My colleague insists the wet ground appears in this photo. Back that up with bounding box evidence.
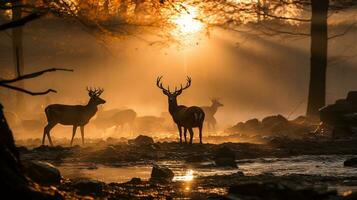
[56,155,357,183]
[17,137,357,199]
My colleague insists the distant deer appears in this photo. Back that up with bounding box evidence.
[93,108,137,135]
[42,87,106,146]
[135,115,165,133]
[201,99,223,130]
[156,76,205,144]
[111,109,137,134]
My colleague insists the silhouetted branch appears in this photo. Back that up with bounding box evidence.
[328,21,357,40]
[0,84,57,96]
[0,12,44,31]
[257,23,309,37]
[0,68,73,96]
[0,68,73,84]
[255,12,310,22]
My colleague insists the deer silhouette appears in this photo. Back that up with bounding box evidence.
[201,99,223,130]
[156,76,205,144]
[93,108,137,135]
[42,87,105,146]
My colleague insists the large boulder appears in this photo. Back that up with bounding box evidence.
[129,135,154,146]
[244,118,261,131]
[149,164,174,183]
[262,115,288,130]
[0,104,63,199]
[214,146,237,168]
[344,158,357,167]
[23,160,61,185]
[319,91,357,127]
[73,178,104,195]
[332,127,354,139]
[347,91,357,103]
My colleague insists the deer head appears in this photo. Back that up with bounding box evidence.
[87,87,106,105]
[156,76,191,103]
[211,98,223,107]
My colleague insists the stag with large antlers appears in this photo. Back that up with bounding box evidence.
[157,76,205,144]
[42,87,106,146]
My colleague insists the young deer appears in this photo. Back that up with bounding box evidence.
[156,76,205,144]
[42,87,106,146]
[201,99,223,130]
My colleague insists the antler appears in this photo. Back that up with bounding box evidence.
[87,87,104,97]
[174,76,191,95]
[156,76,170,94]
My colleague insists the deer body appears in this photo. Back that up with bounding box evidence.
[157,76,205,144]
[111,109,137,134]
[45,104,98,126]
[43,88,105,146]
[201,99,223,130]
[94,109,136,130]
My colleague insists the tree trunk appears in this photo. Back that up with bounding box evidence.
[306,0,329,119]
[12,0,25,110]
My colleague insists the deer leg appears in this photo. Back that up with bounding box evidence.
[70,125,77,146]
[177,125,182,143]
[80,126,85,145]
[183,128,187,143]
[43,123,55,146]
[199,125,203,144]
[188,128,194,144]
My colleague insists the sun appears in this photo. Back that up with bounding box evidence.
[171,5,203,34]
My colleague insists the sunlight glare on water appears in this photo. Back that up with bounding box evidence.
[173,169,194,181]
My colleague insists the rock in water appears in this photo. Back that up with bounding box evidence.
[73,178,104,195]
[23,160,61,185]
[214,146,237,168]
[129,135,154,146]
[149,164,174,183]
[128,177,142,184]
[344,158,357,167]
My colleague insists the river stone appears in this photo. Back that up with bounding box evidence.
[149,164,174,183]
[129,135,154,146]
[128,177,142,184]
[23,160,61,185]
[73,178,104,194]
[214,146,237,168]
[344,158,357,167]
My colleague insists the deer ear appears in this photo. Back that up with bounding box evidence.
[162,90,169,95]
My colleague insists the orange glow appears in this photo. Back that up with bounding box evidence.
[171,5,203,35]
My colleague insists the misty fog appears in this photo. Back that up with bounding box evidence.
[1,12,356,139]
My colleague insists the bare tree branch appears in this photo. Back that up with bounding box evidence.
[328,21,357,40]
[257,23,310,37]
[0,68,73,84]
[0,84,57,96]
[0,12,44,31]
[255,12,310,22]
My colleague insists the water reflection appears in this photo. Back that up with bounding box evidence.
[173,169,194,181]
[57,155,357,184]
